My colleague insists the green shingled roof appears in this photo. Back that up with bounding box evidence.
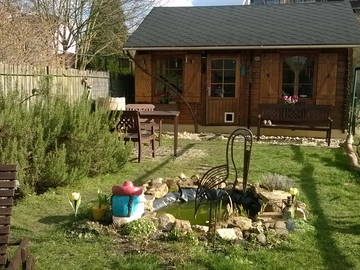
[124,1,360,49]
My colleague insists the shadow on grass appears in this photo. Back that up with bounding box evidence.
[132,143,195,186]
[38,215,71,225]
[290,145,355,270]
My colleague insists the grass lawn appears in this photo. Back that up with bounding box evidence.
[10,138,360,270]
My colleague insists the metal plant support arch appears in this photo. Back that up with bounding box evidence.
[195,128,253,244]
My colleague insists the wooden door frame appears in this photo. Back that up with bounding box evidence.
[205,55,241,125]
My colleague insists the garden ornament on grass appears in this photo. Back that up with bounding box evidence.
[112,181,145,226]
[195,128,254,245]
[284,187,300,220]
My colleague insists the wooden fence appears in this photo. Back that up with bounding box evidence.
[0,63,109,101]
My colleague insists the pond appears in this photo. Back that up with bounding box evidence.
[157,201,227,226]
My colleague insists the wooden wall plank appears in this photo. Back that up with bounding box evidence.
[316,53,338,106]
[184,54,201,103]
[135,54,152,103]
[260,53,280,104]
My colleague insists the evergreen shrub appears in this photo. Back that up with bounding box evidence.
[0,92,129,194]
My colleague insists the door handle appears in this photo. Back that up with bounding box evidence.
[207,86,211,97]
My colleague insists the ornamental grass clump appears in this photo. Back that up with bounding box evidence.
[0,92,129,194]
[259,173,295,191]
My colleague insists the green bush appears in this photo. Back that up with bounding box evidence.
[167,230,199,244]
[120,218,157,240]
[0,92,129,194]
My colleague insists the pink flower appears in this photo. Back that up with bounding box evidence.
[282,93,299,104]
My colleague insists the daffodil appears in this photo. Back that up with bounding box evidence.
[71,192,81,201]
[69,192,81,219]
[289,188,299,196]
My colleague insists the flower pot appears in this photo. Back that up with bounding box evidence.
[91,205,108,221]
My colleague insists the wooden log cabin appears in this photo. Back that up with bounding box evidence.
[124,1,360,136]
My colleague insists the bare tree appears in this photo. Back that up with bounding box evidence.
[26,0,161,69]
[0,3,61,65]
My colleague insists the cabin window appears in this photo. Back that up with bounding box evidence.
[210,59,236,98]
[282,56,314,99]
[155,57,183,101]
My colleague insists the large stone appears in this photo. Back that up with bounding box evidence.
[166,178,179,191]
[192,225,209,233]
[234,228,243,239]
[173,219,192,234]
[227,216,252,231]
[257,233,267,245]
[258,212,283,229]
[157,213,176,231]
[190,175,200,184]
[295,207,307,221]
[232,178,244,191]
[275,221,288,236]
[259,190,291,213]
[144,195,155,212]
[145,183,169,198]
[151,177,164,185]
[216,228,239,241]
[178,178,197,189]
[252,221,264,234]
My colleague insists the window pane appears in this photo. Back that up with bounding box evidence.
[282,84,294,96]
[211,70,223,83]
[210,59,236,98]
[224,70,235,83]
[223,84,235,97]
[155,57,183,94]
[283,62,294,84]
[155,82,166,95]
[298,84,312,98]
[211,84,223,97]
[299,59,314,84]
[282,55,314,98]
[211,60,223,69]
[224,59,236,69]
[168,58,182,69]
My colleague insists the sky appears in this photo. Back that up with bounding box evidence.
[158,0,246,7]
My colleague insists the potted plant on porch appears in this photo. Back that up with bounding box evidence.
[91,190,109,221]
[282,94,299,104]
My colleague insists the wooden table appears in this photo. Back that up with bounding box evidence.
[139,111,180,157]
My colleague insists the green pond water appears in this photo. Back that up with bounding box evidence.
[157,202,226,225]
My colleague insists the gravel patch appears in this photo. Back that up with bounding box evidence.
[164,132,343,148]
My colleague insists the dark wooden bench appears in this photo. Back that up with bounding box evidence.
[0,165,35,270]
[257,104,333,146]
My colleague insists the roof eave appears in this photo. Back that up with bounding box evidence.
[123,44,360,51]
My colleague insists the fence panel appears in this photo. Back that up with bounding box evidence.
[0,63,109,101]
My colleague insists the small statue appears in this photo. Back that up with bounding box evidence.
[112,181,145,226]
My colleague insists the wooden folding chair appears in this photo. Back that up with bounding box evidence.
[125,104,162,146]
[116,111,156,163]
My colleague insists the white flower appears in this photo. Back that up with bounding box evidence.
[71,192,81,201]
[179,173,187,179]
[289,188,299,196]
